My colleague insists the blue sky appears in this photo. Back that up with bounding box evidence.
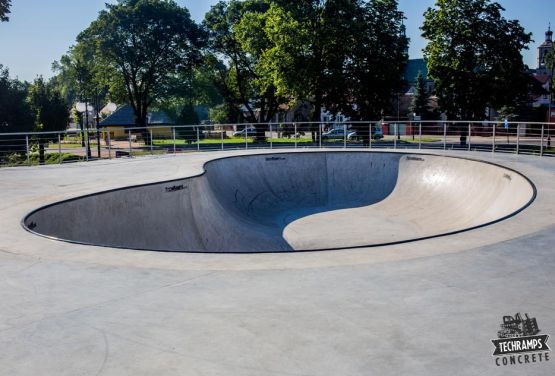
[0,0,553,81]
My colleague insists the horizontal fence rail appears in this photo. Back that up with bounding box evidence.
[1,120,554,167]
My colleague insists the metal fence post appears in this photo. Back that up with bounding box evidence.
[245,125,248,150]
[369,123,372,149]
[343,123,347,149]
[25,135,30,165]
[394,123,397,150]
[418,122,422,150]
[85,130,90,161]
[443,122,447,150]
[197,127,200,152]
[269,123,273,150]
[58,133,62,163]
[172,127,176,155]
[107,131,112,159]
[319,123,323,149]
[128,129,132,158]
[468,123,471,152]
[221,125,225,151]
[492,123,496,153]
[150,129,154,154]
[540,124,545,157]
[516,124,520,154]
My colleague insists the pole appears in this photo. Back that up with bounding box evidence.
[516,124,520,154]
[369,123,372,149]
[245,125,248,150]
[107,131,112,159]
[294,123,298,149]
[84,101,91,159]
[221,125,225,151]
[319,123,323,149]
[492,122,496,153]
[58,133,62,164]
[269,123,273,150]
[540,124,545,157]
[25,135,30,165]
[418,122,422,150]
[343,123,347,149]
[443,122,447,150]
[467,123,471,152]
[394,123,397,150]
[173,127,176,155]
[197,127,200,152]
[128,129,132,158]
[85,129,89,162]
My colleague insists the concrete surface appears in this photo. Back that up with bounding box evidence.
[0,149,554,376]
[24,152,534,252]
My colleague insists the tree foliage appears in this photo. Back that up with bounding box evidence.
[545,49,555,98]
[236,0,408,123]
[409,71,429,118]
[28,77,70,164]
[0,65,33,134]
[0,0,10,22]
[422,0,532,120]
[204,0,283,125]
[77,0,204,128]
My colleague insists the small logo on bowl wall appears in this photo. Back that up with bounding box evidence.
[492,313,550,367]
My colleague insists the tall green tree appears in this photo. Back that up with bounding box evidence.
[422,0,532,121]
[77,0,204,137]
[240,0,407,143]
[249,0,360,124]
[0,0,10,22]
[342,0,408,121]
[28,77,70,164]
[409,71,429,118]
[0,66,34,159]
[204,0,284,129]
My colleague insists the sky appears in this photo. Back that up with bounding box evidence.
[0,0,553,82]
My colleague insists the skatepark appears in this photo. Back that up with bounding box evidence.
[1,149,554,375]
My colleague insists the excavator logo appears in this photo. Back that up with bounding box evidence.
[491,313,551,367]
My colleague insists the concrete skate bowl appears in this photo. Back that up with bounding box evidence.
[23,152,535,253]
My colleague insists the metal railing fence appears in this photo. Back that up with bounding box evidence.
[1,120,553,167]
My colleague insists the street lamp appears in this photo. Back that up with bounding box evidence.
[76,101,92,158]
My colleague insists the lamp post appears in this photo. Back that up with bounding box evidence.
[76,101,92,159]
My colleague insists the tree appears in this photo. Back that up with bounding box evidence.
[248,0,359,125]
[342,0,409,121]
[410,71,429,118]
[78,0,204,144]
[422,0,532,122]
[0,0,10,22]
[241,0,408,143]
[28,77,70,165]
[53,43,106,155]
[545,50,555,99]
[0,65,34,160]
[204,0,285,139]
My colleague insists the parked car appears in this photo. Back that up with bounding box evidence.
[322,128,351,140]
[232,127,257,137]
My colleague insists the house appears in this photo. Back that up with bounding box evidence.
[99,104,175,139]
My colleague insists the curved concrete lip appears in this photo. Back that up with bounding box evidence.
[22,151,537,253]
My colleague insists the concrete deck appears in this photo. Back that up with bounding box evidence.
[0,149,554,375]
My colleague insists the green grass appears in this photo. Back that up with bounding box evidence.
[1,152,83,166]
[153,136,317,146]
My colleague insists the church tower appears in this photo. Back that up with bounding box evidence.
[537,24,553,74]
